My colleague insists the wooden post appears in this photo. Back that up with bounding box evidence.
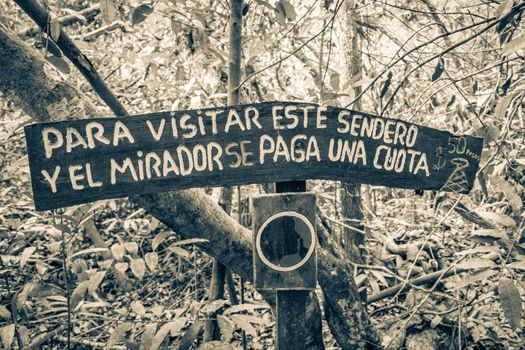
[277,181,311,350]
[251,180,317,349]
[276,181,308,350]
[276,290,310,350]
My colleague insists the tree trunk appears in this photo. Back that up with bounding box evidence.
[0,21,378,349]
[340,0,366,265]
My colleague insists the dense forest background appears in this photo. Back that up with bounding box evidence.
[0,0,524,349]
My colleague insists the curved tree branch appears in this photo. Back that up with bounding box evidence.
[0,11,380,350]
[14,0,128,116]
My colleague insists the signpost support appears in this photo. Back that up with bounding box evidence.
[276,180,308,350]
[251,180,317,349]
[276,289,310,350]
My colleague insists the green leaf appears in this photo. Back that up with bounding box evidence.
[0,324,15,349]
[130,258,145,279]
[456,258,496,270]
[139,323,157,350]
[380,71,393,98]
[498,277,523,331]
[105,322,131,350]
[49,16,60,42]
[150,321,175,350]
[230,314,257,337]
[431,57,445,81]
[70,280,90,309]
[88,271,106,295]
[20,246,36,269]
[132,4,154,26]
[100,0,117,24]
[45,55,70,75]
[111,243,125,260]
[71,247,111,259]
[145,252,158,271]
[502,34,525,55]
[179,320,204,350]
[131,300,146,316]
[477,211,516,228]
[0,305,11,320]
[489,175,522,213]
[223,303,269,315]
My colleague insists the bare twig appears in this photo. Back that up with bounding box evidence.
[235,0,345,92]
[367,265,467,303]
[380,19,502,117]
[344,16,496,108]
[19,4,100,37]
[14,0,128,116]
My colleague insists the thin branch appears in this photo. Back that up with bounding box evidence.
[321,214,367,235]
[19,4,100,37]
[235,0,344,92]
[380,17,503,117]
[344,16,496,108]
[409,57,518,119]
[367,265,468,303]
[14,0,129,116]
[376,0,488,19]
[442,66,484,127]
[379,1,525,115]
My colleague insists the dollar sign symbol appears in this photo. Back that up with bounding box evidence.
[433,146,446,171]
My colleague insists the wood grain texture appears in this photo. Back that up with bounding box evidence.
[24,101,483,210]
[251,193,317,290]
[276,291,310,350]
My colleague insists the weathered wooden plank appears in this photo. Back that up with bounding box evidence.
[24,101,483,210]
[276,290,310,350]
[251,193,317,290]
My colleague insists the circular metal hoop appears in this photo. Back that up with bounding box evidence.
[255,211,316,272]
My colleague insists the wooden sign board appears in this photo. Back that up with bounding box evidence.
[24,101,483,210]
[251,193,316,290]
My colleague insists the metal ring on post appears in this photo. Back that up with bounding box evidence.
[255,211,316,272]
